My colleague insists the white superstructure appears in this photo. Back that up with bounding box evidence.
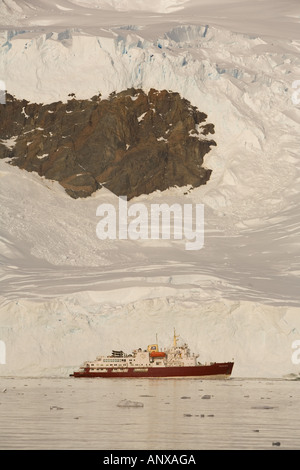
[79,330,199,373]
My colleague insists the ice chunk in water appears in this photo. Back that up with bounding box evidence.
[117,399,144,408]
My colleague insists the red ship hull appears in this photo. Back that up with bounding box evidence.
[71,362,234,379]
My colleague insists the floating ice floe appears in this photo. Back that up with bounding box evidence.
[117,399,144,408]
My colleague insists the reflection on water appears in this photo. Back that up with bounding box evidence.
[0,376,299,450]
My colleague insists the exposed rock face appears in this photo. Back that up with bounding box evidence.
[0,88,216,199]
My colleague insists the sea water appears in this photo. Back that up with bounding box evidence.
[0,376,299,450]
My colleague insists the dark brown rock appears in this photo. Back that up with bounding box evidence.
[0,88,216,199]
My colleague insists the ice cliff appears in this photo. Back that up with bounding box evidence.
[0,3,300,378]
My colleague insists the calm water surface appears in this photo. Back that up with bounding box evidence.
[0,376,299,450]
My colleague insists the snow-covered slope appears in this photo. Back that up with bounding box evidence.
[0,0,300,378]
[69,0,189,13]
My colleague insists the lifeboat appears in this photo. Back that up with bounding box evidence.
[150,351,166,358]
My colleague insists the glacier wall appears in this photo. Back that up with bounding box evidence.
[0,20,300,378]
[1,292,300,378]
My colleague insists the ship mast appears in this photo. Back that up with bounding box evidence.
[173,328,179,347]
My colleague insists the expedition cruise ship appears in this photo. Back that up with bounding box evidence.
[70,330,234,379]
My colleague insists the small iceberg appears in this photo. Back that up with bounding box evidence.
[117,399,144,408]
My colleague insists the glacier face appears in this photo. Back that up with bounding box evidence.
[67,0,189,13]
[0,0,300,378]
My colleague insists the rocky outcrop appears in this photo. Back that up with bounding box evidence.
[0,88,216,199]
